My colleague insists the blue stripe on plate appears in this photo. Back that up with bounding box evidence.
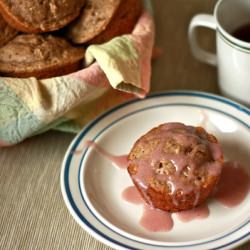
[63,91,250,249]
[64,147,138,249]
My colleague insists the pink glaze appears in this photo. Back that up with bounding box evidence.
[208,143,224,161]
[121,185,209,232]
[140,205,173,232]
[176,203,209,222]
[121,160,249,232]
[129,123,223,207]
[205,161,222,177]
[214,161,250,207]
[78,135,249,233]
[109,154,128,169]
[122,186,144,204]
[75,140,128,169]
[199,110,209,128]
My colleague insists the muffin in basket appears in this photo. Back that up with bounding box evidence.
[0,0,86,33]
[0,13,17,47]
[66,0,122,44]
[67,0,143,44]
[0,34,85,79]
[127,122,224,212]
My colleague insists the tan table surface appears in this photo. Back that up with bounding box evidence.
[0,1,249,249]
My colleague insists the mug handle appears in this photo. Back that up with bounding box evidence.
[188,14,217,66]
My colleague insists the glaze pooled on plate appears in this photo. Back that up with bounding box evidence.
[78,123,249,233]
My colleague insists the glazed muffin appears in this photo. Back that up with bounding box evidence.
[127,123,224,212]
[66,0,121,44]
[0,13,17,47]
[0,34,85,79]
[90,0,142,44]
[0,0,86,33]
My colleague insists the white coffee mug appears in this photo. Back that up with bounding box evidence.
[189,0,250,106]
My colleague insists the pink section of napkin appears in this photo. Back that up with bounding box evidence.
[69,62,110,89]
[130,11,155,94]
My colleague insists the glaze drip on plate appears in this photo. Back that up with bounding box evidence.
[123,159,250,232]
[176,203,209,222]
[75,140,128,169]
[213,161,250,207]
[81,139,249,233]
[140,205,174,232]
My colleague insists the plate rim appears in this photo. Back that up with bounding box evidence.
[60,90,250,250]
[78,103,250,245]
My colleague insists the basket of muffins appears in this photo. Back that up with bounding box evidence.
[0,0,144,79]
[0,0,155,146]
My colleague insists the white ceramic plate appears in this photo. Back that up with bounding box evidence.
[60,91,250,250]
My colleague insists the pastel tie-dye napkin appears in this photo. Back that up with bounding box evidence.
[0,11,155,146]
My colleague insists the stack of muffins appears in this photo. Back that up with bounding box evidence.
[0,0,142,79]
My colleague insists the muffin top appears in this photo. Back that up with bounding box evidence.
[0,34,84,76]
[0,13,17,47]
[0,0,86,32]
[66,0,121,44]
[128,123,223,209]
[90,0,142,44]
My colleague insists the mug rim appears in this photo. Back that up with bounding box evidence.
[214,0,250,50]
